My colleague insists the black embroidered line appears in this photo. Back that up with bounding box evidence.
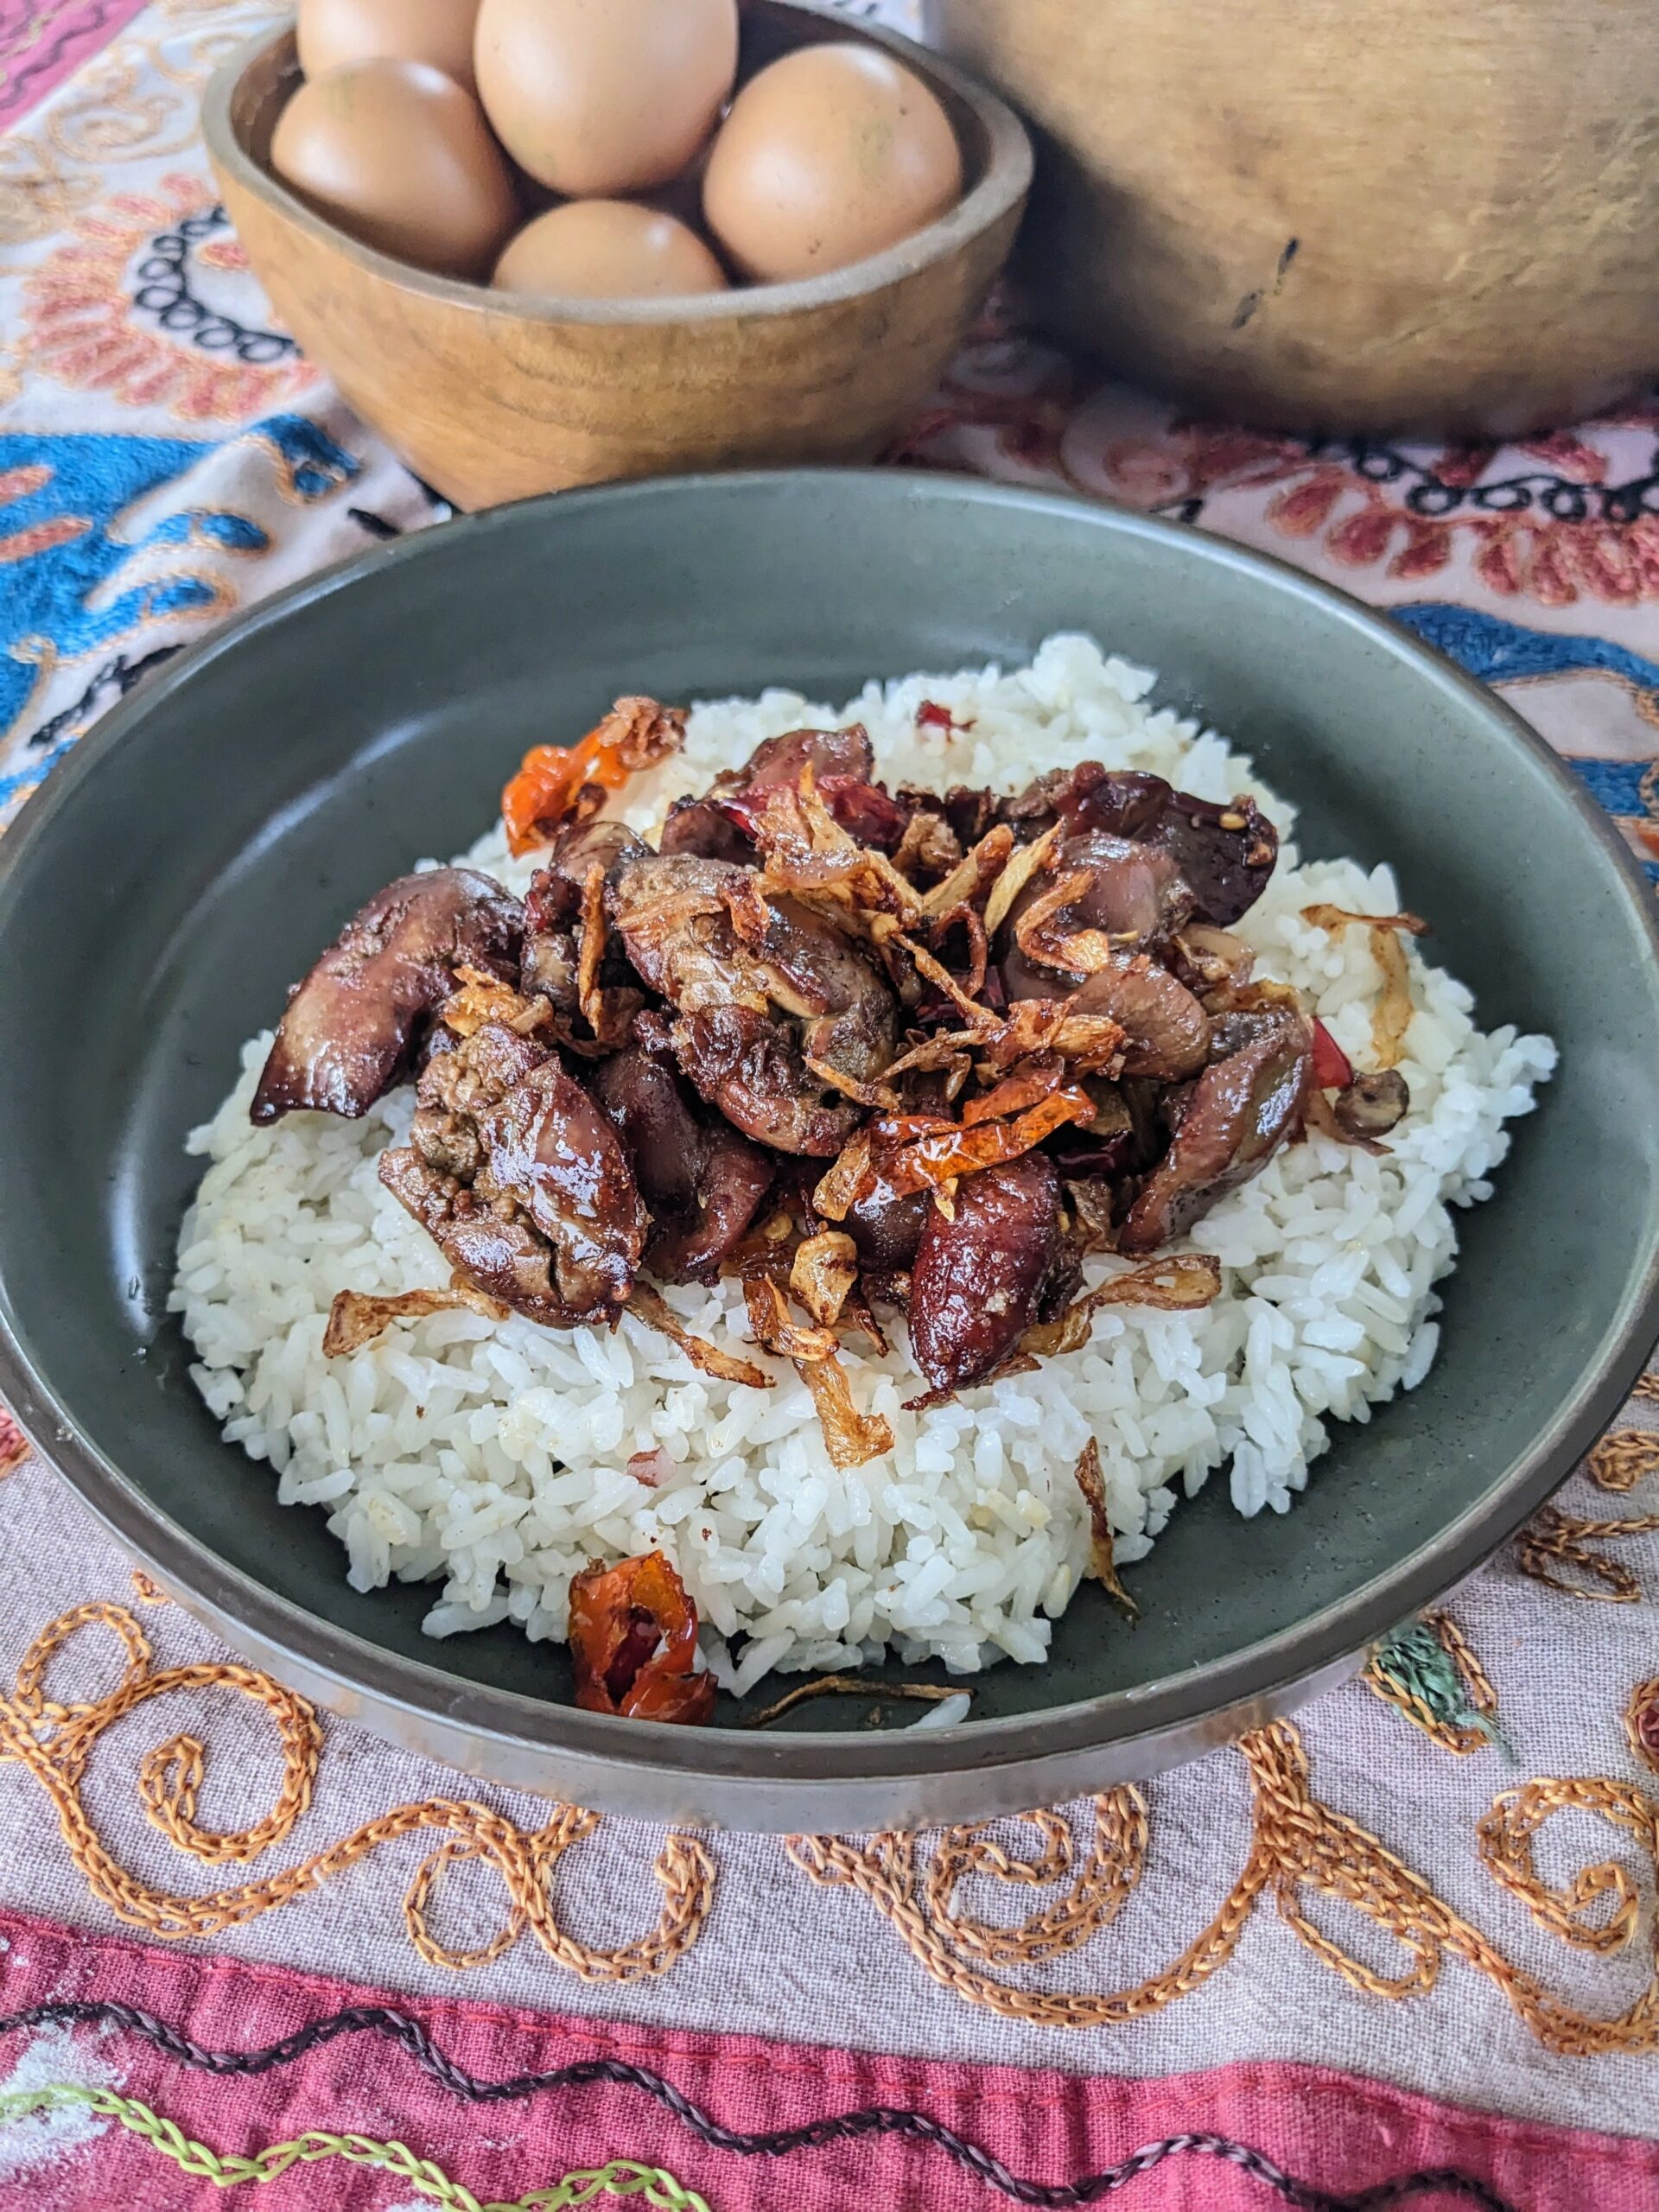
[128,207,300,365]
[347,507,403,540]
[1315,435,1659,525]
[1135,420,1659,532]
[26,643,184,750]
[0,1999,1519,2209]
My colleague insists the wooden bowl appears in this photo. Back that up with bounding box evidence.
[203,7,1030,508]
[927,0,1659,436]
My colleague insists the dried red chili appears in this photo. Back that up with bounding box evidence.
[502,698,684,857]
[1309,1018,1354,1091]
[567,1550,715,1724]
[915,699,973,734]
[960,1057,1065,1127]
[877,1088,1095,1198]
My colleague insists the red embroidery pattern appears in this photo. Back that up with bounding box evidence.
[1627,1677,1659,1777]
[21,173,315,424]
[899,321,1659,612]
[0,1406,28,1479]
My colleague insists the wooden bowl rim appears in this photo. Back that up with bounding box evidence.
[202,1,1033,324]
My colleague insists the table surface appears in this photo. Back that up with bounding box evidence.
[3,5,1659,2209]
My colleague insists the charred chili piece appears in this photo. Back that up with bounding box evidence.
[502,697,684,857]
[252,868,523,1124]
[567,1551,715,1723]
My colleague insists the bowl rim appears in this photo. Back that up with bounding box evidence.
[200,3,1034,323]
[3,468,1657,1808]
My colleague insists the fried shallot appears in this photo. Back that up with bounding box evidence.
[322,1279,511,1356]
[1071,1440,1139,1618]
[795,1351,894,1471]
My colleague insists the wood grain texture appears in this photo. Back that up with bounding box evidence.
[929,0,1659,435]
[205,9,1029,509]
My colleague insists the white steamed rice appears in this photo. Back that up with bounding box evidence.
[171,637,1555,1690]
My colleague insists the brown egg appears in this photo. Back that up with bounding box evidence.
[270,58,518,280]
[474,0,738,197]
[493,200,728,298]
[703,43,964,284]
[296,0,482,95]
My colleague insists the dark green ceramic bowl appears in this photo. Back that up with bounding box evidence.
[1,472,1656,1829]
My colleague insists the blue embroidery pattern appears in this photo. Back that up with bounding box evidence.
[0,429,224,740]
[247,413,364,504]
[1567,760,1659,884]
[1392,602,1659,709]
[0,736,78,811]
[1391,605,1659,884]
[1568,759,1655,815]
[0,414,365,762]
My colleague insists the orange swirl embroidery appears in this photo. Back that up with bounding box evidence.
[0,1603,714,1982]
[1515,1504,1659,1601]
[4,1600,1657,2051]
[1588,1427,1659,1494]
[0,1408,28,1479]
[790,1723,1659,2053]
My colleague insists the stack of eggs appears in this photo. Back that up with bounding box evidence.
[272,0,966,297]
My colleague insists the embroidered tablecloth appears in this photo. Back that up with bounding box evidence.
[3,5,1659,2208]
